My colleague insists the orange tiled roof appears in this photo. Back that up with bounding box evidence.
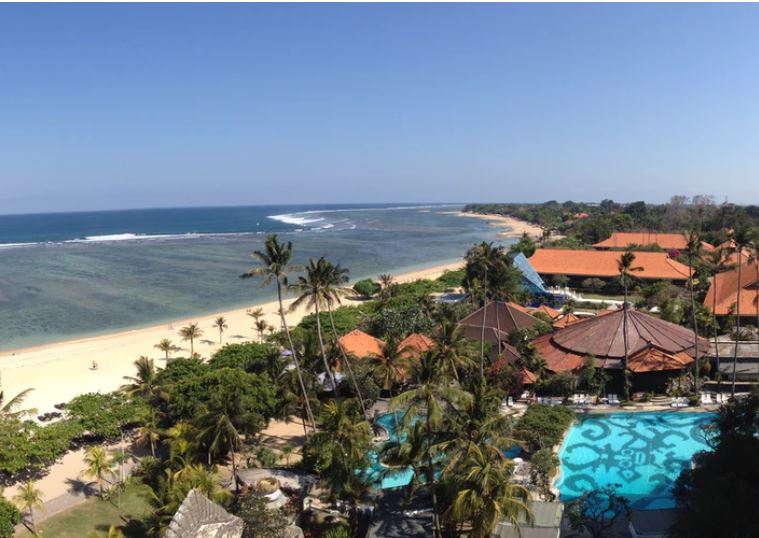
[519,368,537,384]
[628,347,694,373]
[552,313,582,329]
[528,305,562,320]
[399,333,434,359]
[593,232,705,250]
[703,261,759,317]
[338,329,384,358]
[529,249,691,281]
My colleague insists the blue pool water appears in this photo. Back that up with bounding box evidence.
[367,412,522,489]
[557,412,715,510]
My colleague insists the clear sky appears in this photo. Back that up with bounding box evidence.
[1,3,758,214]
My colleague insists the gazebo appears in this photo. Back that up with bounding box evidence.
[532,309,708,392]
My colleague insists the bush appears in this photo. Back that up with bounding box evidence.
[353,278,381,298]
[436,269,465,289]
[208,342,280,376]
[0,498,21,538]
[515,404,575,453]
[535,372,576,398]
[529,448,559,499]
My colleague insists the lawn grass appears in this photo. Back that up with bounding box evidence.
[18,482,152,538]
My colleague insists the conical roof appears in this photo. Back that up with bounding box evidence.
[551,309,707,359]
[459,302,542,338]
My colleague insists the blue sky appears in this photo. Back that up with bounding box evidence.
[1,3,758,214]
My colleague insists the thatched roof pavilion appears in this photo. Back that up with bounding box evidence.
[532,309,708,374]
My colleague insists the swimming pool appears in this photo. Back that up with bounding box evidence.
[557,411,714,510]
[367,412,522,489]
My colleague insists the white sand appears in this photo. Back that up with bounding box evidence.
[452,211,543,238]
[0,261,463,416]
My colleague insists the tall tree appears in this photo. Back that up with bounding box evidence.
[685,232,703,396]
[392,352,472,538]
[703,248,736,393]
[121,356,159,400]
[617,251,642,401]
[290,257,341,400]
[728,226,756,397]
[81,446,113,497]
[13,481,44,536]
[178,323,202,357]
[154,338,176,360]
[242,235,315,433]
[443,443,531,538]
[321,259,368,417]
[212,316,228,344]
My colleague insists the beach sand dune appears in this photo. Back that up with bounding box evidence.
[1,261,463,415]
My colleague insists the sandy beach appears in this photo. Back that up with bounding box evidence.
[0,260,463,416]
[451,211,543,238]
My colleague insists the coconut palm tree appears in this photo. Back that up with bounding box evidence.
[121,356,158,400]
[136,411,162,458]
[247,307,265,322]
[617,251,642,400]
[685,231,703,396]
[379,420,428,498]
[13,481,44,536]
[254,319,269,341]
[432,318,475,382]
[392,352,472,538]
[290,257,341,400]
[728,226,756,397]
[703,248,736,393]
[81,446,113,497]
[154,338,176,360]
[321,259,368,417]
[378,273,395,301]
[242,235,315,433]
[0,377,35,419]
[212,316,228,344]
[443,442,531,538]
[178,323,202,356]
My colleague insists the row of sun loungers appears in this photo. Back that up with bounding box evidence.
[670,397,689,408]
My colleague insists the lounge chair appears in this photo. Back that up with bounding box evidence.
[700,393,713,405]
[507,396,514,407]
[608,394,620,405]
[678,397,688,408]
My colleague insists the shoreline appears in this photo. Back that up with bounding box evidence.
[0,259,463,414]
[451,210,543,238]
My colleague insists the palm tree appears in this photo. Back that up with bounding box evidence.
[0,377,35,419]
[242,235,315,433]
[703,248,736,393]
[392,352,472,538]
[136,411,162,458]
[254,319,269,341]
[685,232,703,396]
[121,356,158,399]
[321,259,368,417]
[178,323,202,356]
[82,446,113,497]
[432,319,475,382]
[380,420,428,498]
[617,251,642,400]
[13,481,44,536]
[443,442,531,538]
[378,273,395,301]
[154,338,176,360]
[246,307,265,322]
[290,257,341,400]
[281,444,295,466]
[213,316,228,344]
[728,226,756,397]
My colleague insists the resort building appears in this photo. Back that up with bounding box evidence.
[705,335,759,383]
[592,231,714,253]
[338,328,385,359]
[703,261,759,321]
[528,249,691,286]
[531,309,708,392]
[511,252,551,299]
[493,500,562,538]
[458,302,543,354]
[166,489,244,538]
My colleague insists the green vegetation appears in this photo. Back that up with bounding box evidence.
[672,388,759,537]
[565,484,631,538]
[353,278,381,297]
[514,404,575,453]
[16,481,152,538]
[0,496,21,538]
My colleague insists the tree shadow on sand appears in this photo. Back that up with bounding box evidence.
[65,477,98,498]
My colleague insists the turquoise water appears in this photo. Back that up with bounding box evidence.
[0,204,509,351]
[557,412,714,510]
[367,412,522,489]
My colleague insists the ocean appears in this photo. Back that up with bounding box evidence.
[0,204,511,351]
